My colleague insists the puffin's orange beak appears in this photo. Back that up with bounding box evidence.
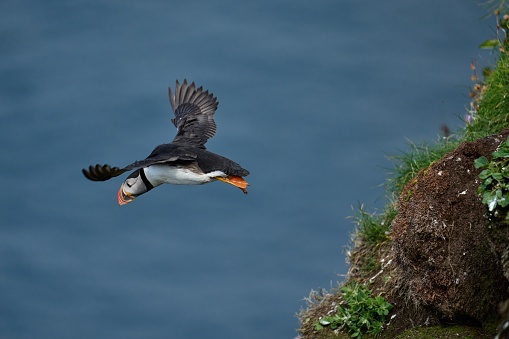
[215,176,249,194]
[117,184,136,205]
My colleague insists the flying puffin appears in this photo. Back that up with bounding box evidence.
[83,80,250,205]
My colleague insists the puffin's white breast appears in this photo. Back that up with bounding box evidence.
[144,164,226,186]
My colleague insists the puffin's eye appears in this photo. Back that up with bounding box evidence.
[125,178,137,187]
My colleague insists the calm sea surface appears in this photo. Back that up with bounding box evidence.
[0,1,496,338]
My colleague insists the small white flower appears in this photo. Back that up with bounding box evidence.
[489,199,497,211]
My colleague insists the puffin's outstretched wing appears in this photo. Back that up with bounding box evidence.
[83,158,186,181]
[168,79,218,147]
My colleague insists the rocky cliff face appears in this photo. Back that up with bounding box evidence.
[392,130,509,323]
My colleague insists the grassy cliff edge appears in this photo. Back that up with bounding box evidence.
[297,8,509,339]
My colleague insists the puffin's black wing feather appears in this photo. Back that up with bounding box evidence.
[82,164,128,181]
[168,79,218,147]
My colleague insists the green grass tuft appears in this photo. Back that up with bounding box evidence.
[386,139,460,196]
[352,204,397,246]
[465,52,509,141]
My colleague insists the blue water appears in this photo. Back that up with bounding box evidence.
[0,1,496,338]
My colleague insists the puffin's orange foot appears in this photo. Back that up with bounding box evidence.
[215,176,249,194]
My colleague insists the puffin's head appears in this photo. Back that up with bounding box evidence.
[117,169,153,205]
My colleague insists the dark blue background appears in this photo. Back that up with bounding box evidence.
[0,1,496,338]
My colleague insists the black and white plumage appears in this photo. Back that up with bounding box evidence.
[83,80,249,205]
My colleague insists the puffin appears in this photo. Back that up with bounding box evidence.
[82,80,250,205]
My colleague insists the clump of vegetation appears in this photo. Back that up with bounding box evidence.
[352,204,397,246]
[314,283,393,338]
[465,6,509,141]
[465,51,509,141]
[347,204,397,279]
[475,136,509,219]
[387,139,460,196]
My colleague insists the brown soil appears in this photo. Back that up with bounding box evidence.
[392,130,509,323]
